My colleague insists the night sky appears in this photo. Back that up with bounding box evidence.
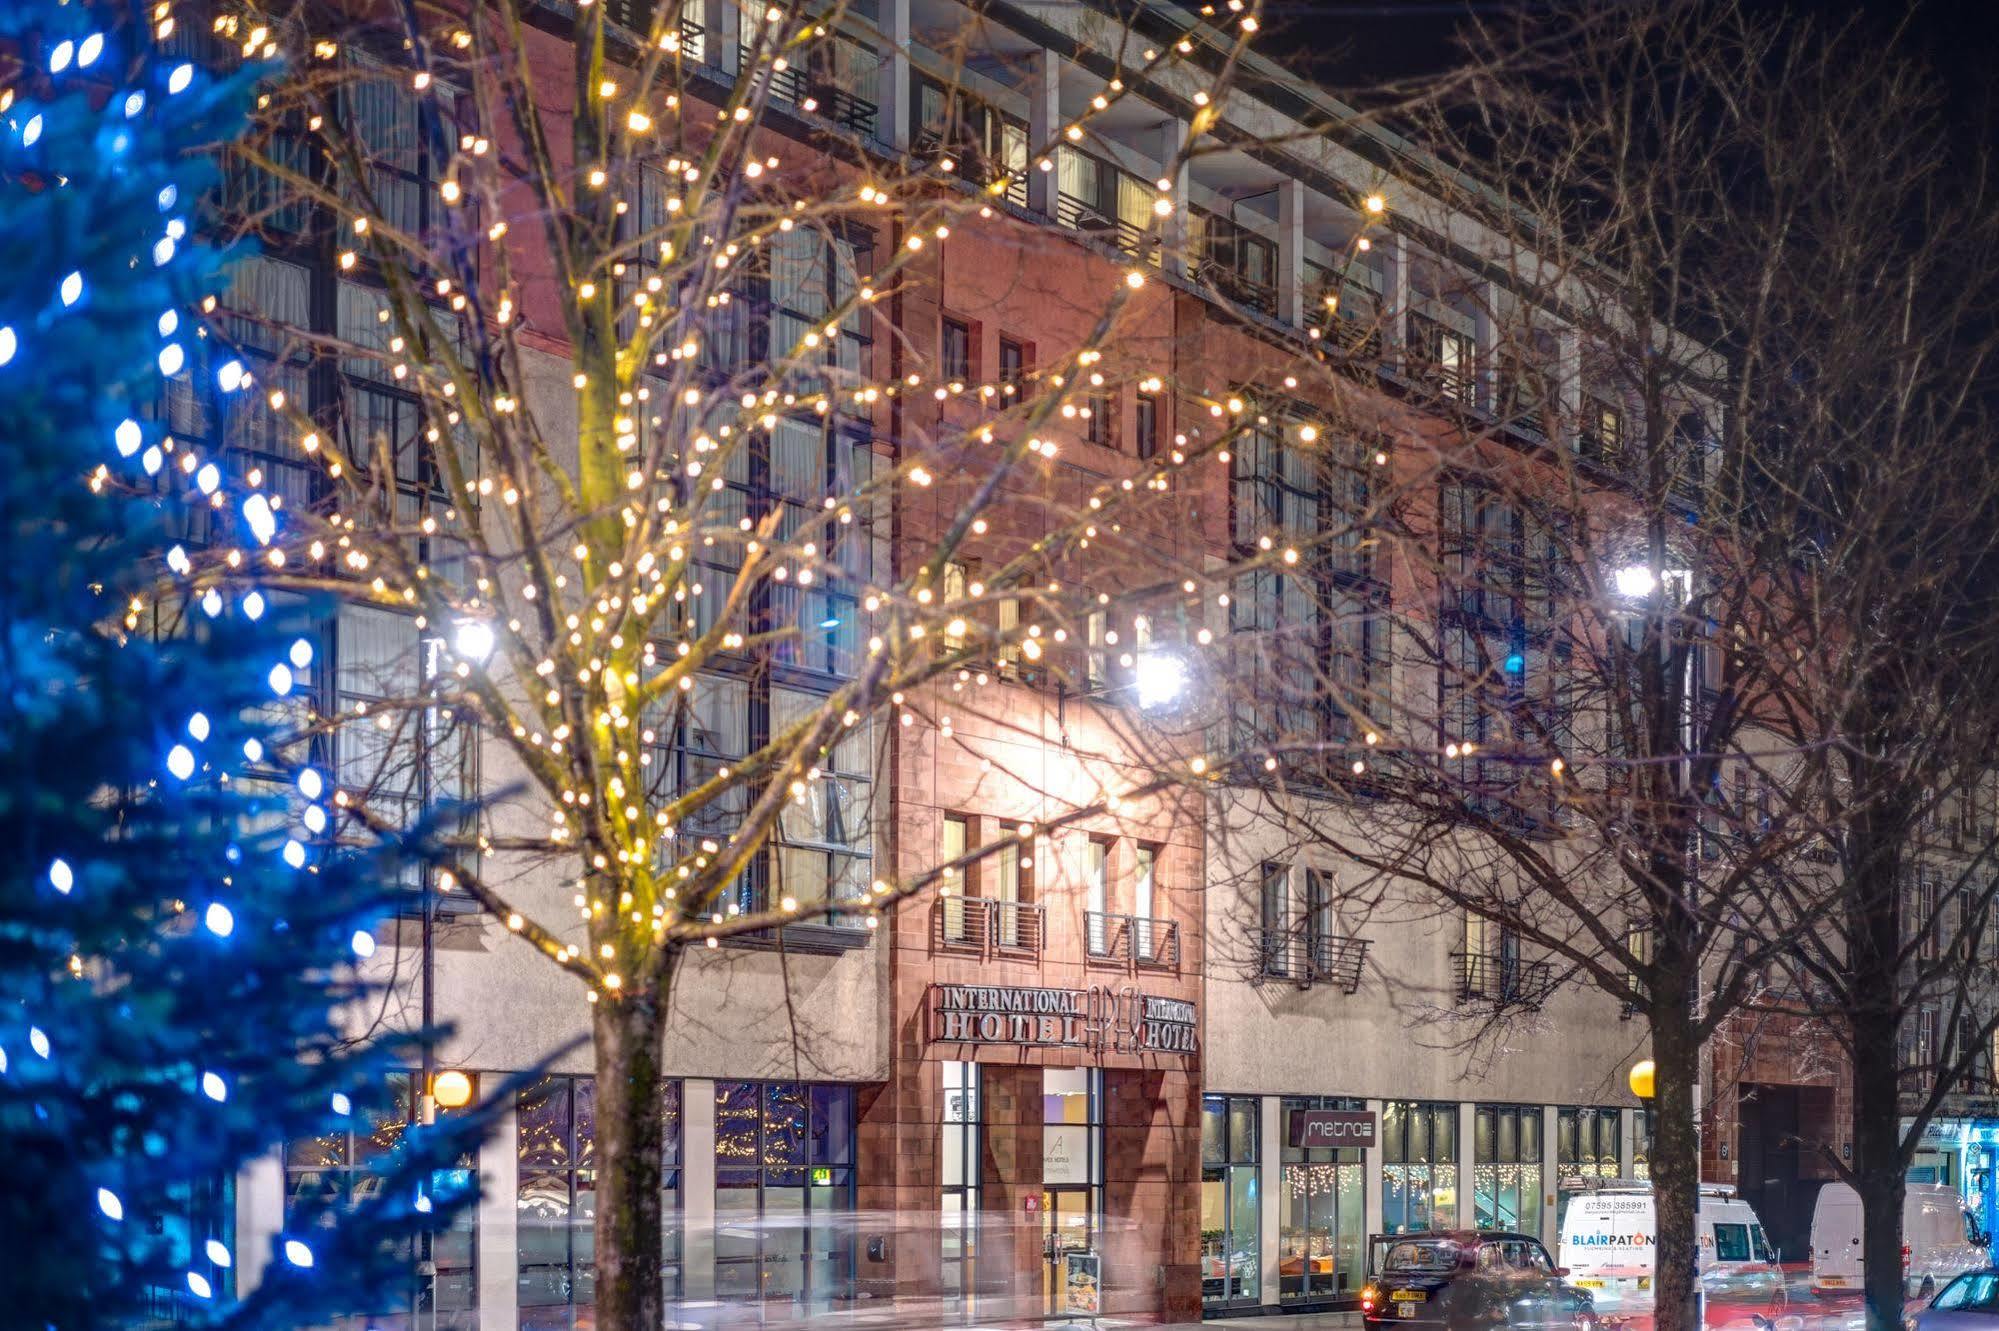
[1252,0,1999,129]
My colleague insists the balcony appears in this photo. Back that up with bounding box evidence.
[1195,257,1278,320]
[1055,193,1153,261]
[1084,911,1181,971]
[1251,929,1372,993]
[735,35,881,139]
[934,896,1044,957]
[1452,951,1557,1011]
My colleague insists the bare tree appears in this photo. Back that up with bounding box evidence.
[1186,9,1999,1331]
[154,0,1421,1319]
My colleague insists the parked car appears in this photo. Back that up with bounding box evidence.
[1813,1182,1989,1299]
[1361,1231,1597,1331]
[1909,1270,1999,1331]
[1558,1183,1782,1309]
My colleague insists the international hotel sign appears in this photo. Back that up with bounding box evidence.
[927,983,1198,1056]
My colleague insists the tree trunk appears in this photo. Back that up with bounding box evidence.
[1846,723,1915,1331]
[1650,1000,1704,1331]
[593,985,669,1331]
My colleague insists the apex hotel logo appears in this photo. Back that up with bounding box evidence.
[926,983,1198,1056]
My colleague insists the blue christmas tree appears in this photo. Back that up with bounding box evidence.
[0,6,494,1327]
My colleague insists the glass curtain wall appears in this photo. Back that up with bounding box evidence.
[715,1082,856,1310]
[1382,1102,1458,1235]
[1473,1105,1543,1236]
[1555,1107,1622,1232]
[1280,1095,1365,1302]
[517,1076,683,1330]
[941,1062,981,1302]
[1202,1095,1261,1306]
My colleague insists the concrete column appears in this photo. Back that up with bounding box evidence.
[1260,1095,1283,1307]
[1457,1102,1477,1229]
[682,1078,718,1299]
[1555,323,1583,452]
[1027,48,1060,216]
[1365,1098,1385,1241]
[1620,1108,1637,1180]
[1151,120,1191,277]
[703,0,740,74]
[1541,1105,1560,1249]
[477,1101,519,1331]
[1381,233,1410,362]
[876,0,910,149]
[234,1152,285,1297]
[1278,179,1307,328]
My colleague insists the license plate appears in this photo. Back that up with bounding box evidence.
[1819,1278,1846,1287]
[1573,1280,1606,1289]
[1399,1302,1419,1318]
[1392,1290,1427,1303]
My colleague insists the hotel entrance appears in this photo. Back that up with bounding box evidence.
[1042,1186,1094,1313]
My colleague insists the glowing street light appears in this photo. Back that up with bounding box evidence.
[1133,649,1190,711]
[453,618,496,663]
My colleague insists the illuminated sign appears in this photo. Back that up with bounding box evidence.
[1288,1109,1377,1149]
[926,983,1197,1057]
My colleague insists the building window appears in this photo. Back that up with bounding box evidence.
[998,337,1027,393]
[1408,311,1473,402]
[1474,1106,1543,1236]
[1085,837,1112,955]
[1134,390,1159,459]
[1382,1101,1458,1235]
[941,813,973,943]
[1231,414,1380,754]
[1555,1107,1621,1232]
[1202,1094,1261,1305]
[941,1062,981,1299]
[1280,1095,1366,1301]
[1579,396,1623,466]
[1083,392,1113,447]
[517,1076,684,1329]
[992,835,1032,948]
[287,1073,478,1328]
[1135,843,1160,961]
[770,685,873,922]
[714,1082,856,1309]
[1632,1107,1654,1181]
[1259,862,1289,977]
[941,317,971,382]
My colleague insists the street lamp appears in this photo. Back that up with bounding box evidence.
[1629,1058,1656,1100]
[452,618,496,663]
[1132,648,1190,712]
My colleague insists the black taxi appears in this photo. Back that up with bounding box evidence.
[1361,1231,1598,1331]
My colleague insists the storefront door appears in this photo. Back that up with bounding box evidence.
[1043,1186,1093,1313]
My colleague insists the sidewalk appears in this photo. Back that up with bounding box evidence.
[1057,1316,1362,1331]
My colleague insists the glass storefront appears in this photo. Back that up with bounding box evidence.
[1202,1094,1261,1306]
[1473,1105,1543,1236]
[517,1075,682,1330]
[1042,1068,1102,1314]
[1383,1101,1458,1235]
[715,1081,856,1310]
[1280,1095,1365,1303]
[1556,1107,1621,1233]
[288,1072,477,1330]
[941,1061,980,1301]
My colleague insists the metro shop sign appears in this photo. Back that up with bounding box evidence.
[927,983,1198,1056]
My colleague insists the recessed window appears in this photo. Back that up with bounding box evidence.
[1134,390,1159,458]
[941,318,971,382]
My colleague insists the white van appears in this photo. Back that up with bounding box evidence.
[1558,1183,1780,1309]
[1809,1182,1988,1298]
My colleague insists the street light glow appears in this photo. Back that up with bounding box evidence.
[453,619,496,663]
[1133,649,1189,711]
[1614,564,1658,599]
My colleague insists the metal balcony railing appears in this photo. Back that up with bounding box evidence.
[1195,257,1278,319]
[1084,911,1181,971]
[1251,929,1372,993]
[1452,951,1557,1011]
[935,896,1044,957]
[1054,193,1153,261]
[737,37,881,138]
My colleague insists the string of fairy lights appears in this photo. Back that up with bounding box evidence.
[111,0,1439,1009]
